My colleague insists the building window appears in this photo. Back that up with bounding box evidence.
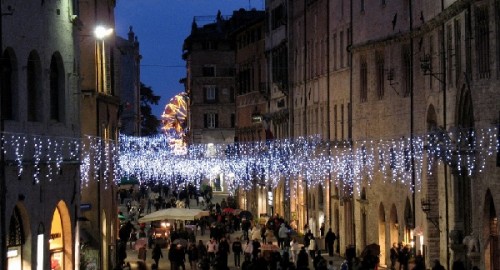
[340,31,344,68]
[1,50,15,120]
[202,65,216,77]
[447,24,454,87]
[429,35,434,90]
[341,104,345,140]
[475,5,491,79]
[401,44,411,97]
[50,53,65,122]
[376,51,385,99]
[454,19,462,86]
[334,104,338,140]
[204,85,217,103]
[361,0,365,12]
[204,113,218,128]
[230,113,235,128]
[333,34,337,70]
[360,57,368,102]
[27,51,42,122]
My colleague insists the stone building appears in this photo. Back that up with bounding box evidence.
[116,27,142,136]
[285,0,500,269]
[183,11,238,145]
[0,0,81,269]
[231,10,269,217]
[78,0,120,269]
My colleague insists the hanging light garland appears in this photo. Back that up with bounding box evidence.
[1,126,498,195]
[118,127,499,196]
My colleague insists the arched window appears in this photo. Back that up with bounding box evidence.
[27,51,42,122]
[8,206,25,247]
[49,53,65,122]
[1,49,17,120]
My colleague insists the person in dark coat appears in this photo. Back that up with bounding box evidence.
[303,230,313,248]
[390,243,399,270]
[324,229,336,256]
[251,239,261,261]
[152,244,163,267]
[188,243,200,270]
[296,247,309,269]
[232,237,243,267]
[174,244,187,270]
[218,237,230,269]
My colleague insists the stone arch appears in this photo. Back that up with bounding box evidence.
[49,52,66,122]
[379,203,387,265]
[27,50,43,122]
[6,203,31,270]
[1,47,19,120]
[404,197,413,244]
[483,189,498,270]
[360,187,367,200]
[50,200,73,270]
[390,204,399,247]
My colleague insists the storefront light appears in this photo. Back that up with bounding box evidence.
[7,249,18,258]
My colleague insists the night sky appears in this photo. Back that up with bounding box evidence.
[115,0,264,118]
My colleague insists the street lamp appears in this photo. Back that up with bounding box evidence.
[94,26,113,94]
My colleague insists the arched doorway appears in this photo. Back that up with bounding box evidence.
[50,201,73,270]
[7,205,30,270]
[404,198,413,244]
[390,204,399,247]
[102,210,108,270]
[483,190,499,270]
[379,203,387,266]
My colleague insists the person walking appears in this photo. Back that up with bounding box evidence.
[325,228,336,256]
[207,238,218,263]
[290,238,300,263]
[138,244,147,262]
[218,236,231,269]
[188,243,199,270]
[232,237,243,268]
[309,236,318,259]
[152,243,163,267]
[390,243,399,270]
[297,247,309,269]
[278,223,288,249]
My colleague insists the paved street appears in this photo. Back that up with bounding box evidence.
[123,229,346,270]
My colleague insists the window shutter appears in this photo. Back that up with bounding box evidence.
[215,87,219,103]
[215,114,219,128]
[203,87,207,103]
[204,114,208,128]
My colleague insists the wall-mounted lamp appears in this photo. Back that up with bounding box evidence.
[421,198,440,231]
[420,54,443,82]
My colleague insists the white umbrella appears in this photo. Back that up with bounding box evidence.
[138,208,206,222]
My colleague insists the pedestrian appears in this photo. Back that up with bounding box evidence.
[278,223,289,249]
[304,230,313,249]
[232,237,243,267]
[327,260,335,270]
[138,244,147,262]
[390,243,399,270]
[432,260,445,270]
[152,243,163,267]
[188,243,200,270]
[169,244,177,270]
[251,238,261,261]
[398,245,410,270]
[296,247,309,269]
[309,236,317,259]
[325,228,336,256]
[175,244,187,270]
[218,236,230,269]
[243,239,253,261]
[207,238,218,263]
[320,223,325,239]
[290,238,300,263]
[197,239,207,259]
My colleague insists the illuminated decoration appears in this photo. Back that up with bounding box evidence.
[161,93,189,154]
[0,127,498,195]
[118,127,499,196]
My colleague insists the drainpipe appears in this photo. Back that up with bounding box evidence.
[303,0,309,230]
[440,0,450,268]
[0,0,6,267]
[409,0,416,260]
[326,0,332,230]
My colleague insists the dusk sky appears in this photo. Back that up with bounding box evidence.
[115,0,265,118]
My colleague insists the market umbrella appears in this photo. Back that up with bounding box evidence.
[233,209,243,215]
[239,210,253,220]
[222,208,234,214]
[196,211,210,218]
[260,243,280,251]
[361,243,381,257]
[138,208,206,222]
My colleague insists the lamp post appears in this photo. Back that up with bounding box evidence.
[93,25,113,270]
